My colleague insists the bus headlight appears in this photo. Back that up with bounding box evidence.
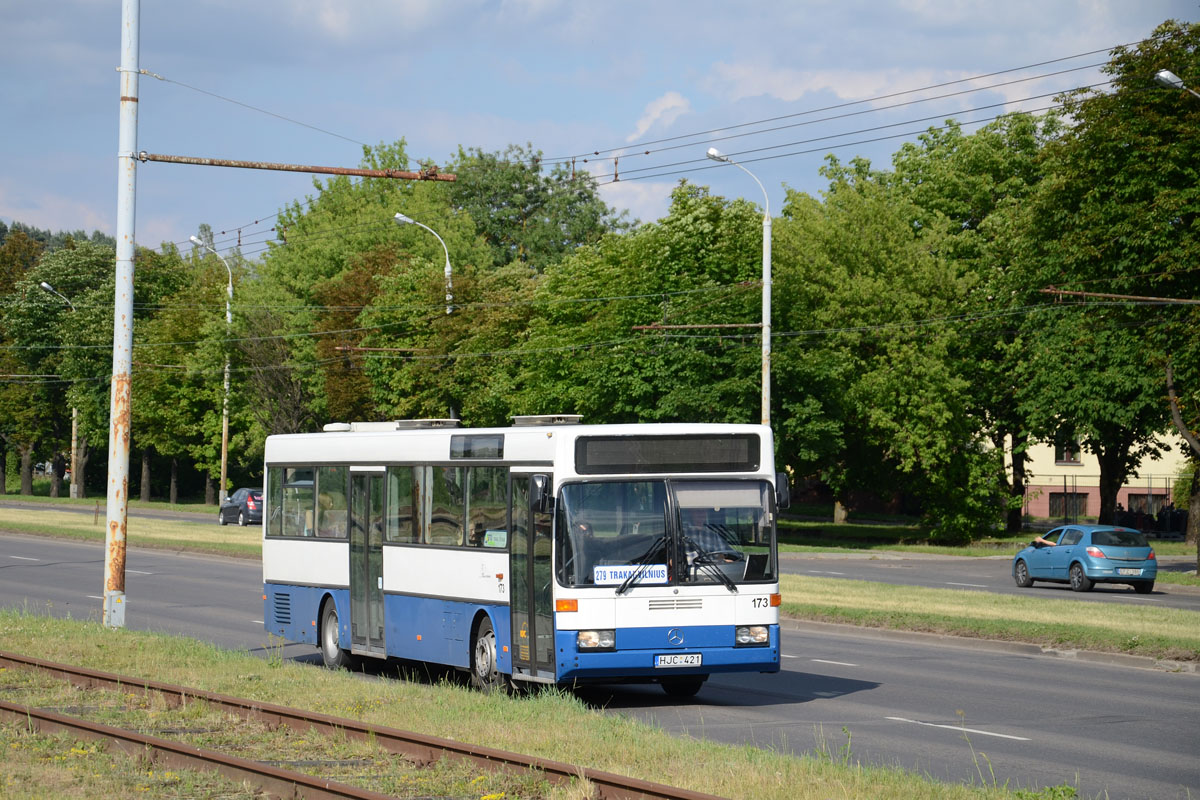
[577,630,615,650]
[735,625,769,645]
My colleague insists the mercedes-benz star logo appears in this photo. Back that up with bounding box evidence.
[667,628,685,646]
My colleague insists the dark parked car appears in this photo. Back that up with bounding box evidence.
[1012,525,1156,594]
[219,488,263,527]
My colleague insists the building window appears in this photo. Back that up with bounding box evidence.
[1049,492,1088,519]
[1054,440,1081,465]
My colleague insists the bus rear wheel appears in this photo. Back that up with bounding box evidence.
[320,601,351,670]
[661,675,707,698]
[471,617,507,693]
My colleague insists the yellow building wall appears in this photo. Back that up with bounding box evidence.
[1019,433,1191,523]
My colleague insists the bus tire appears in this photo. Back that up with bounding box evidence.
[470,616,506,693]
[661,675,706,698]
[319,600,351,670]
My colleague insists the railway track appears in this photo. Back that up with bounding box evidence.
[0,650,725,800]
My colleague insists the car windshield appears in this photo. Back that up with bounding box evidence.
[1092,530,1148,547]
[555,479,776,588]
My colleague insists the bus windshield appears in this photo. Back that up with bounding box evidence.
[555,479,776,588]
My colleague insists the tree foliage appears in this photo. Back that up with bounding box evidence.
[5,23,1200,540]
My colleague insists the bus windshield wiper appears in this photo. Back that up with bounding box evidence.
[616,535,667,595]
[682,534,739,594]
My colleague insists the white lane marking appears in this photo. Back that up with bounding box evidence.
[127,569,152,575]
[812,659,858,667]
[945,582,988,588]
[252,620,264,625]
[86,595,103,600]
[886,716,1030,741]
[9,555,38,561]
[807,570,847,576]
[781,654,799,659]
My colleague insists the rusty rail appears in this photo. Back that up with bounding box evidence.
[0,651,726,800]
[0,699,395,800]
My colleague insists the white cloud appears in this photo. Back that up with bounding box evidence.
[701,58,1111,120]
[704,61,957,104]
[597,178,675,226]
[626,92,692,142]
[0,181,112,236]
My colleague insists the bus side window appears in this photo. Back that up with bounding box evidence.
[281,468,314,538]
[428,466,464,546]
[266,467,283,537]
[386,466,417,543]
[317,465,348,538]
[468,466,508,547]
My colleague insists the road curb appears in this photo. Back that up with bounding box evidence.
[780,617,1199,674]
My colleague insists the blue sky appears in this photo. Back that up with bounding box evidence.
[2,1,1195,261]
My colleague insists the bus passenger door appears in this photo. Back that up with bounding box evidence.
[510,475,556,680]
[350,471,386,655]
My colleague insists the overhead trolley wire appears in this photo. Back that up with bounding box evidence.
[544,41,1141,165]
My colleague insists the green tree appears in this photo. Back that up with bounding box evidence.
[774,157,1005,541]
[1024,19,1200,527]
[891,113,1060,531]
[2,241,115,496]
[507,182,763,425]
[445,143,628,272]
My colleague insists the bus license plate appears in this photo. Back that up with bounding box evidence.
[656,653,702,668]
[1118,568,1141,576]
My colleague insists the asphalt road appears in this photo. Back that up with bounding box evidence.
[1,531,1197,799]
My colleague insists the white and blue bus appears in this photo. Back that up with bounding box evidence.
[262,416,786,696]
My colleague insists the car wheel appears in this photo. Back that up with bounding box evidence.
[1013,559,1034,588]
[1133,581,1155,594]
[471,616,507,693]
[238,511,246,527]
[320,601,351,670]
[661,675,707,697]
[218,511,227,526]
[1069,563,1094,592]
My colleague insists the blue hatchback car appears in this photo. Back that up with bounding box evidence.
[1012,525,1156,594]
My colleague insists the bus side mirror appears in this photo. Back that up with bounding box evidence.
[530,474,553,514]
[775,472,791,510]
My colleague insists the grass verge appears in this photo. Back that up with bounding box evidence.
[778,519,1198,558]
[0,508,260,558]
[1,666,550,800]
[0,609,1048,800]
[780,574,1200,663]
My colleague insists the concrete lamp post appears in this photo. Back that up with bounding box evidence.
[189,236,234,505]
[705,147,772,428]
[394,212,453,314]
[38,281,80,499]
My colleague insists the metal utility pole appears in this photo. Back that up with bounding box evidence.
[105,0,139,629]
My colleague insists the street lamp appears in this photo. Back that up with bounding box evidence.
[189,236,234,505]
[1154,69,1200,100]
[394,212,453,314]
[39,281,80,499]
[706,147,772,427]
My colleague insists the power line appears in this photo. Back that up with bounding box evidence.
[545,41,1139,164]
[577,62,1109,171]
[139,68,371,149]
[2,297,1185,384]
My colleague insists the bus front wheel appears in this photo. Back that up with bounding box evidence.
[320,601,351,670]
[471,616,507,693]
